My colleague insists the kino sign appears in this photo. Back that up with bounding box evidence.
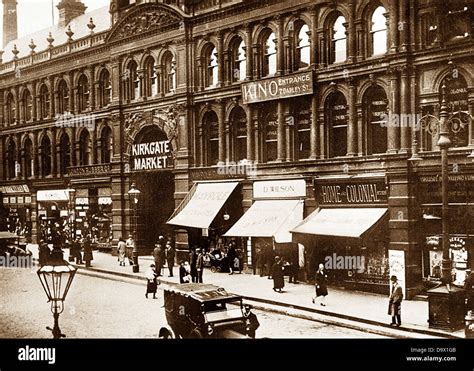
[131,140,172,171]
[241,71,313,104]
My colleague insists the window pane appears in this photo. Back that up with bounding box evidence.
[372,30,387,55]
[334,39,346,63]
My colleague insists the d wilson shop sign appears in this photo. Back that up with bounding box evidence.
[241,71,313,104]
[131,140,172,171]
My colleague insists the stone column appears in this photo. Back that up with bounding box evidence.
[244,24,253,80]
[225,120,231,162]
[357,104,364,156]
[347,79,357,156]
[254,110,260,163]
[217,33,224,87]
[246,105,254,161]
[218,100,226,164]
[252,44,260,79]
[310,95,318,160]
[277,100,286,161]
[51,127,58,176]
[310,6,318,68]
[348,0,356,62]
[198,124,204,167]
[318,109,325,158]
[389,0,399,53]
[410,66,420,157]
[32,131,38,178]
[317,29,326,68]
[14,86,20,124]
[388,68,400,153]
[469,103,474,148]
[399,0,409,52]
[400,66,411,153]
[277,15,285,75]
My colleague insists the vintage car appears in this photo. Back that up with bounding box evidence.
[159,283,259,339]
[0,231,31,258]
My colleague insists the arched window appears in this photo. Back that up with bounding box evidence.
[263,31,277,77]
[79,130,91,166]
[326,92,348,158]
[230,106,247,162]
[296,24,311,69]
[98,69,111,107]
[331,16,347,64]
[127,61,139,100]
[5,93,16,125]
[364,85,388,155]
[59,133,71,176]
[204,46,218,88]
[294,96,312,160]
[22,89,33,122]
[101,126,112,164]
[58,80,69,114]
[77,75,90,113]
[41,136,52,177]
[162,52,176,94]
[371,6,387,56]
[39,85,50,119]
[203,111,219,165]
[261,102,278,162]
[6,140,17,179]
[24,138,33,178]
[231,38,246,82]
[144,57,157,97]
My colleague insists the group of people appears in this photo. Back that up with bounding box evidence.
[152,236,176,277]
[37,234,94,268]
[117,235,136,267]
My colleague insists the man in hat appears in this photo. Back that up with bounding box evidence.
[388,275,403,327]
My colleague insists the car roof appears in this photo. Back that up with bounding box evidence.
[165,284,242,303]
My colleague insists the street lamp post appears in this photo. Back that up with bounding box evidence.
[37,256,77,339]
[128,183,140,273]
[65,184,76,262]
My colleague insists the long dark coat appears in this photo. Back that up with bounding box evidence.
[388,283,403,316]
[315,270,328,297]
[271,262,285,290]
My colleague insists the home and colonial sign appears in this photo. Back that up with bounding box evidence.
[241,71,313,104]
[314,179,388,205]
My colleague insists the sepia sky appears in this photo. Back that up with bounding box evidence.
[1,0,110,45]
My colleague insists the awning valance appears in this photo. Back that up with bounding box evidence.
[167,182,239,229]
[291,207,388,239]
[224,199,304,243]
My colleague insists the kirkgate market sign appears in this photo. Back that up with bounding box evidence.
[241,71,313,104]
[131,140,172,171]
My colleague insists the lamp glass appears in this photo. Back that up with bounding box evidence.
[37,261,77,302]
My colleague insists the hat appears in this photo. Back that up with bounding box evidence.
[390,275,398,282]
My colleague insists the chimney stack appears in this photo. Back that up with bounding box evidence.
[57,0,87,28]
[3,0,18,48]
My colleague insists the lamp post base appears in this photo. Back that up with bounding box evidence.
[427,284,466,332]
[132,254,139,273]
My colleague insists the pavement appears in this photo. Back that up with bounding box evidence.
[29,245,466,339]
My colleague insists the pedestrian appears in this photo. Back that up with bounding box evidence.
[227,242,237,275]
[271,256,285,293]
[179,261,191,284]
[166,240,176,277]
[125,235,134,266]
[38,240,50,266]
[83,235,93,268]
[465,269,474,311]
[266,244,275,279]
[189,247,198,283]
[288,253,299,284]
[255,244,264,276]
[73,237,83,264]
[196,248,205,283]
[145,264,159,299]
[312,263,328,306]
[153,242,161,276]
[117,237,126,266]
[388,275,403,327]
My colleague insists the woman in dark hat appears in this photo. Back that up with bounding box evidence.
[388,275,403,327]
[145,264,159,299]
[313,263,328,306]
[271,256,285,293]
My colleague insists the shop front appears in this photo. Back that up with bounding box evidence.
[0,184,32,241]
[37,189,72,244]
[292,176,391,295]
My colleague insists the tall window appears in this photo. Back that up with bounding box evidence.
[41,136,52,177]
[295,97,311,159]
[371,6,387,56]
[24,138,33,178]
[365,85,388,155]
[6,93,16,125]
[331,16,347,64]
[77,75,90,113]
[59,133,71,175]
[144,57,157,97]
[296,24,311,69]
[162,52,176,93]
[262,103,278,162]
[98,70,111,107]
[101,126,112,164]
[79,130,91,166]
[39,84,50,119]
[7,140,17,179]
[230,106,247,161]
[205,46,218,88]
[441,74,469,147]
[263,31,277,77]
[231,38,246,82]
[22,89,33,122]
[326,92,348,158]
[127,61,139,100]
[203,111,219,165]
[58,80,69,114]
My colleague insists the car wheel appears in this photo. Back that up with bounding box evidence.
[210,266,217,273]
[188,328,205,339]
[158,328,174,339]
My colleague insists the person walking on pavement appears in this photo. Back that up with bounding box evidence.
[73,237,83,264]
[145,264,159,299]
[266,244,275,280]
[388,275,403,327]
[166,240,176,277]
[312,263,328,306]
[189,247,198,283]
[271,256,285,293]
[125,235,134,266]
[227,242,237,275]
[196,248,205,283]
[465,269,474,311]
[83,235,93,268]
[38,240,50,266]
[117,237,126,266]
[153,242,161,276]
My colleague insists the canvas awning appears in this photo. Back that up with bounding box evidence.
[37,190,70,202]
[167,182,239,229]
[224,199,304,243]
[291,208,388,239]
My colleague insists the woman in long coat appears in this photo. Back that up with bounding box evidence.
[271,256,285,293]
[145,264,159,299]
[83,235,93,268]
[313,263,328,306]
[117,237,126,266]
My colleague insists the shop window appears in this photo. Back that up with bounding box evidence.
[231,38,246,82]
[203,111,219,165]
[98,70,111,107]
[330,15,347,64]
[41,136,52,177]
[370,6,387,56]
[6,140,17,179]
[79,130,91,166]
[101,126,112,164]
[230,106,247,162]
[365,85,388,155]
[5,93,16,125]
[295,97,311,160]
[326,91,348,158]
[59,133,71,175]
[162,52,176,94]
[296,24,311,69]
[24,138,33,178]
[204,46,218,88]
[77,75,90,113]
[39,84,50,119]
[262,31,277,77]
[22,89,33,122]
[58,80,69,114]
[262,103,278,162]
